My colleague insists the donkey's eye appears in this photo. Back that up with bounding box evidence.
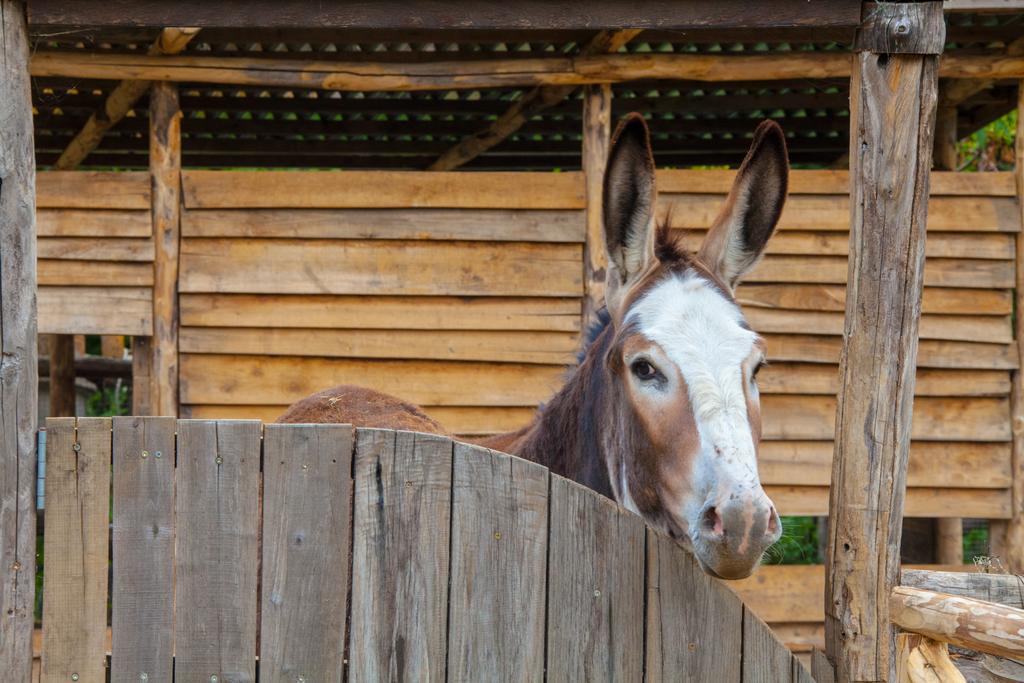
[631,360,659,381]
[752,360,767,379]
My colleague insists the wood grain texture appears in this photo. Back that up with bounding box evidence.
[546,475,645,682]
[110,417,175,683]
[37,237,154,262]
[180,293,581,332]
[37,209,151,238]
[47,334,75,418]
[182,207,584,242]
[900,569,1024,608]
[131,337,153,415]
[260,424,353,683]
[825,30,941,681]
[149,82,181,417]
[38,286,152,336]
[767,485,1010,519]
[854,2,945,55]
[174,420,261,683]
[743,607,795,683]
[894,633,965,683]
[764,335,1018,371]
[738,284,1013,316]
[40,418,111,683]
[35,171,150,209]
[179,238,582,297]
[645,529,743,681]
[183,169,584,209]
[0,3,39,676]
[581,82,611,334]
[349,430,452,681]
[447,442,549,681]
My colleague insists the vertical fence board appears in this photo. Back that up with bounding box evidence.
[174,420,260,683]
[260,424,353,683]
[41,417,111,683]
[349,430,452,681]
[546,475,644,682]
[645,529,743,682]
[447,442,549,681]
[793,656,815,683]
[742,606,794,683]
[111,417,175,683]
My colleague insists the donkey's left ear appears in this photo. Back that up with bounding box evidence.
[698,120,789,290]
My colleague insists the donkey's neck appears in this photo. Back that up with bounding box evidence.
[478,323,615,498]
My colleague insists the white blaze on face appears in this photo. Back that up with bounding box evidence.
[626,272,765,528]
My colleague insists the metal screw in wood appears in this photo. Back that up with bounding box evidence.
[142,450,149,459]
[72,443,81,453]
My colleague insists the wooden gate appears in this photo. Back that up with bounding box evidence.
[39,417,811,682]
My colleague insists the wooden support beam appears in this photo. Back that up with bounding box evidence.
[938,37,1024,112]
[824,4,944,682]
[891,586,1024,661]
[47,334,75,417]
[0,0,37,678]
[428,30,639,171]
[934,519,964,566]
[895,634,965,683]
[29,50,1024,91]
[131,337,153,415]
[1005,82,1024,573]
[581,83,611,336]
[52,27,198,171]
[900,569,1024,607]
[148,82,181,416]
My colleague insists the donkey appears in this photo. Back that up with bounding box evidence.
[279,114,789,579]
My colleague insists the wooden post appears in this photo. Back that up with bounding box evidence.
[149,82,181,416]
[131,336,153,415]
[47,334,75,417]
[0,0,38,678]
[824,4,944,682]
[581,83,612,334]
[1004,83,1024,572]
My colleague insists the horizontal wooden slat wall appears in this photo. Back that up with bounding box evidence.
[36,171,154,335]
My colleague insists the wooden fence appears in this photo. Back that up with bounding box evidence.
[35,166,1021,656]
[38,418,810,682]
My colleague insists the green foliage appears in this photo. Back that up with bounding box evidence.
[86,384,129,417]
[957,110,1017,172]
[765,516,820,565]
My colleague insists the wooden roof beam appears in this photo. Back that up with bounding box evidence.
[30,51,1024,90]
[52,27,198,170]
[939,35,1024,110]
[428,29,640,171]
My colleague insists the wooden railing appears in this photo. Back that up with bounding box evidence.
[39,418,811,682]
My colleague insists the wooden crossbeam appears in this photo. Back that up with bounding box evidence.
[52,27,199,170]
[427,29,640,171]
[29,50,1024,90]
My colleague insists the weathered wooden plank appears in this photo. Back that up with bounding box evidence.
[0,5,39,676]
[182,207,585,242]
[745,255,1013,289]
[661,194,1021,233]
[179,293,581,332]
[581,82,611,334]
[179,327,579,364]
[260,424,353,682]
[40,417,111,683]
[174,420,261,683]
[447,443,549,681]
[37,209,151,238]
[894,633,966,683]
[763,334,1018,371]
[349,430,452,681]
[179,354,564,407]
[183,170,585,209]
[738,284,1013,316]
[37,237,154,262]
[38,286,152,336]
[759,441,1011,489]
[748,308,1012,344]
[743,607,794,683]
[38,260,153,286]
[755,364,1010,397]
[656,169,1017,196]
[110,417,175,683]
[762,396,1011,442]
[179,238,583,297]
[900,569,1024,608]
[645,529,743,681]
[131,337,153,416]
[47,334,74,418]
[149,82,181,417]
[36,171,150,209]
[768,485,1011,518]
[547,475,644,682]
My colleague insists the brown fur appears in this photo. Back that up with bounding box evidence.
[277,385,450,435]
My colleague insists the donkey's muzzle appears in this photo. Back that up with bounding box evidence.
[694,497,781,580]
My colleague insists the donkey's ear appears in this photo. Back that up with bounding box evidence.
[698,120,788,290]
[603,114,657,310]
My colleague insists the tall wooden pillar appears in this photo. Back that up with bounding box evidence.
[48,334,75,417]
[149,82,181,417]
[0,1,38,678]
[581,83,612,335]
[824,4,943,682]
[1004,83,1024,572]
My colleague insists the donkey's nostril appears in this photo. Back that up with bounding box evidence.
[701,506,724,537]
[766,506,780,536]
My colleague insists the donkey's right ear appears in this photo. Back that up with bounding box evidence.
[603,114,657,312]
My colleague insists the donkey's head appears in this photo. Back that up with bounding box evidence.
[599,115,788,579]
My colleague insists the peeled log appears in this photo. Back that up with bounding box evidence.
[890,586,1024,660]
